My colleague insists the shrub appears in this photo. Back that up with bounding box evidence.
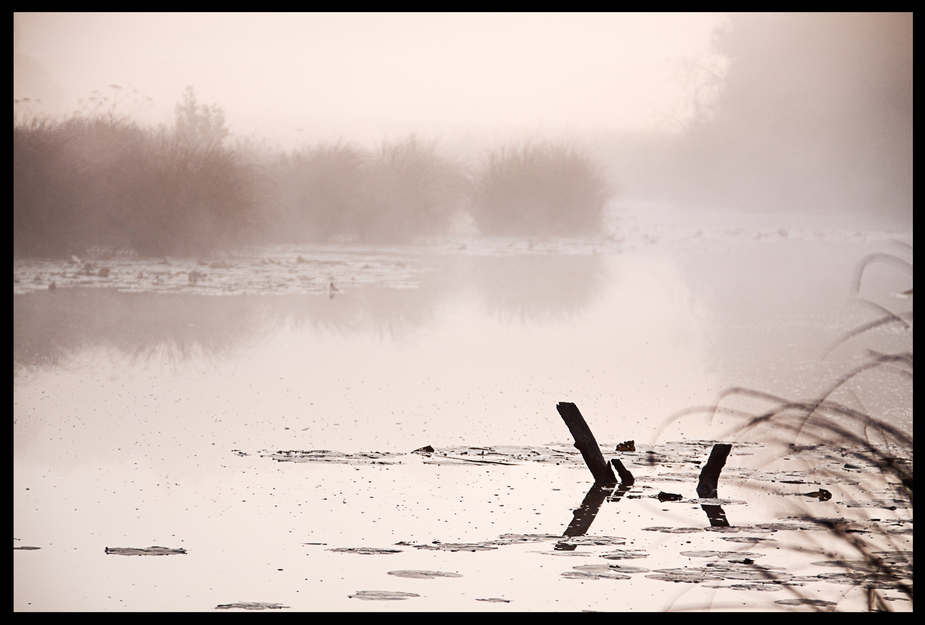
[469,143,612,237]
[13,86,261,257]
[359,137,468,243]
[266,141,370,243]
[265,136,467,244]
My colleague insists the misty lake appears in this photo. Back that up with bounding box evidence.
[13,205,912,611]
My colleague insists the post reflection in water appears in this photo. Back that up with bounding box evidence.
[555,441,733,551]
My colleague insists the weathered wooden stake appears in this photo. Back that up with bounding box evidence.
[610,458,635,485]
[556,402,617,485]
[697,443,732,499]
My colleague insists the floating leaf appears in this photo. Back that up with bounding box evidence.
[215,602,288,610]
[679,550,764,559]
[387,570,462,579]
[349,590,420,601]
[599,549,649,560]
[105,546,186,556]
[643,527,702,534]
[327,547,402,555]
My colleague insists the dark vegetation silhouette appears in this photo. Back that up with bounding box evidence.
[14,87,614,258]
[14,86,260,257]
[669,246,913,611]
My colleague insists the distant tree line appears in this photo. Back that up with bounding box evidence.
[653,12,912,225]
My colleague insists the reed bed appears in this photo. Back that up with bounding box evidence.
[469,142,613,237]
[265,137,468,244]
[15,89,615,258]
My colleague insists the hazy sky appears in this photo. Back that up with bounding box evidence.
[14,12,727,146]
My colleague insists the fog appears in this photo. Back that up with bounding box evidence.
[13,13,724,142]
[14,14,914,612]
[14,12,913,234]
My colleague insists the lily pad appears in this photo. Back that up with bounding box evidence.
[646,568,726,584]
[349,590,420,601]
[494,533,563,545]
[215,602,289,610]
[327,547,403,555]
[261,449,402,465]
[387,570,462,579]
[679,550,764,559]
[557,535,627,547]
[643,526,702,534]
[574,564,649,575]
[725,583,785,592]
[774,598,838,606]
[105,546,186,556]
[720,536,777,543]
[599,549,649,560]
[562,566,632,580]
[413,542,498,552]
[647,562,790,585]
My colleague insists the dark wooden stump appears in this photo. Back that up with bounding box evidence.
[556,402,617,485]
[696,443,732,499]
[610,458,635,485]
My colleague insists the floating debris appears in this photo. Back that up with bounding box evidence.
[794,489,833,501]
[657,491,683,502]
[616,440,636,452]
[387,570,463,579]
[105,546,186,556]
[13,545,41,550]
[476,597,511,603]
[215,602,289,610]
[349,590,420,601]
[13,247,427,296]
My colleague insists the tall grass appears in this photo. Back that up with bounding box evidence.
[265,137,467,244]
[671,248,913,611]
[14,87,261,257]
[14,89,616,257]
[468,142,613,237]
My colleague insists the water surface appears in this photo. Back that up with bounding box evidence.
[14,207,912,611]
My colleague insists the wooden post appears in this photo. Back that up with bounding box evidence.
[556,402,617,485]
[697,443,732,499]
